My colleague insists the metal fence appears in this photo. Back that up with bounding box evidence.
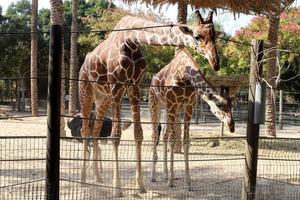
[0,136,299,199]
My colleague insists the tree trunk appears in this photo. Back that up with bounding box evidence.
[69,0,78,115]
[175,0,187,55]
[265,15,279,137]
[31,0,39,116]
[174,0,187,153]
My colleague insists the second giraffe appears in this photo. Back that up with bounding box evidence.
[149,49,236,189]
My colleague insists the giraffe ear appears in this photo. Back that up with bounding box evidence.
[179,25,193,36]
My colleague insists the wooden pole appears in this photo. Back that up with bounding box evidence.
[220,122,224,137]
[279,90,283,130]
[241,40,264,200]
[46,25,62,200]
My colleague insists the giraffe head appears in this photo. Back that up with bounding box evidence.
[179,10,219,71]
[202,91,236,133]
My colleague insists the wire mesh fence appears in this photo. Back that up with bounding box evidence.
[0,136,299,199]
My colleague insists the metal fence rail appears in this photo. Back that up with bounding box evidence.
[0,137,299,199]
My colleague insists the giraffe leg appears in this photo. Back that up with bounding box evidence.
[162,108,168,180]
[149,88,160,182]
[111,84,124,197]
[79,75,93,183]
[167,111,176,188]
[91,97,110,183]
[128,86,146,193]
[174,114,182,153]
[183,105,193,191]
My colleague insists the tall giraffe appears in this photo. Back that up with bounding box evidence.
[149,49,236,189]
[79,11,219,196]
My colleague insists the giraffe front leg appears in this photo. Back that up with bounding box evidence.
[92,99,110,183]
[151,141,158,182]
[161,109,169,180]
[149,89,160,182]
[110,84,124,197]
[167,113,176,188]
[81,137,88,183]
[183,105,193,190]
[168,140,175,188]
[92,139,103,183]
[174,115,182,153]
[128,86,146,193]
[79,81,93,184]
[183,142,191,190]
[162,123,168,181]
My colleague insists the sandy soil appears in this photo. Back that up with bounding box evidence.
[0,108,300,199]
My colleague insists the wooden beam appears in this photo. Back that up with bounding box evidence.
[242,39,264,200]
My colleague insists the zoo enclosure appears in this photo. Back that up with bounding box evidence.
[0,13,300,200]
[1,136,300,199]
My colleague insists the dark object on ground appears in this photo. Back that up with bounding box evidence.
[67,112,132,142]
[67,112,112,142]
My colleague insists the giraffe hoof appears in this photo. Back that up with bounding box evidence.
[151,177,156,182]
[168,180,175,188]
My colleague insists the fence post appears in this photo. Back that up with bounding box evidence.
[220,122,224,137]
[241,39,264,200]
[279,90,283,130]
[46,25,62,200]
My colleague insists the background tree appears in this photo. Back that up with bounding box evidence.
[2,0,31,111]
[224,9,300,94]
[265,15,279,137]
[68,0,78,115]
[30,0,38,116]
[223,8,300,136]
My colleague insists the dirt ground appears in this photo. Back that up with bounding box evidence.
[1,107,300,199]
[0,105,299,138]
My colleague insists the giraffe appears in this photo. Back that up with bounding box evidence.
[79,10,219,196]
[149,49,236,189]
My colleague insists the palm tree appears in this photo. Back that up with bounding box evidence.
[69,0,78,116]
[265,15,280,137]
[30,0,38,116]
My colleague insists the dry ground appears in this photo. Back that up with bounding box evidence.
[0,107,300,199]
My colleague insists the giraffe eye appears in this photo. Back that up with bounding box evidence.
[194,34,204,41]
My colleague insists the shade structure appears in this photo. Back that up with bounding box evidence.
[207,75,248,96]
[120,0,295,15]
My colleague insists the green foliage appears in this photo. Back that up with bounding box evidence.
[0,0,31,78]
[142,46,175,83]
[2,0,298,99]
[223,8,300,97]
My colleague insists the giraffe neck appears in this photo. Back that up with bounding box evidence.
[185,67,216,96]
[174,49,217,97]
[115,16,196,48]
